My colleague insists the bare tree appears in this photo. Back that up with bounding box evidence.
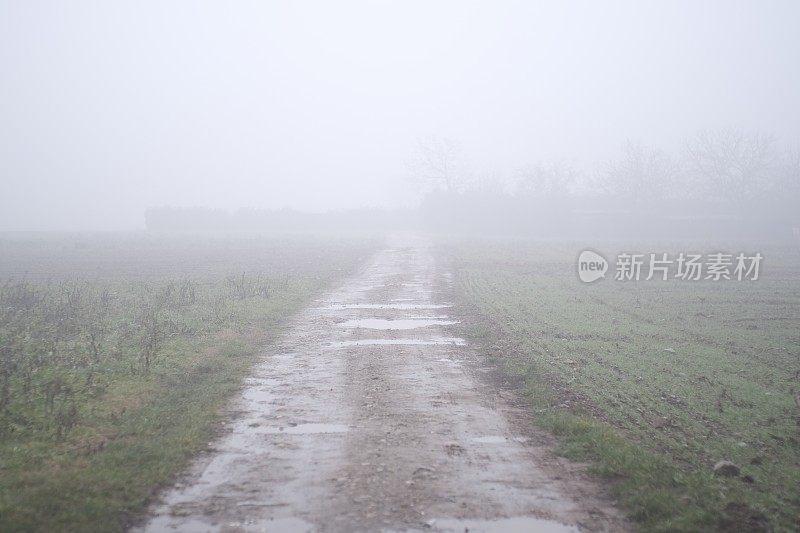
[685,129,777,201]
[515,162,577,197]
[776,147,800,229]
[409,136,463,192]
[778,147,800,196]
[599,142,680,203]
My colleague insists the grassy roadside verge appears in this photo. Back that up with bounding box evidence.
[442,240,800,532]
[0,234,376,532]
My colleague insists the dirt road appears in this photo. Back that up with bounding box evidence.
[139,236,626,532]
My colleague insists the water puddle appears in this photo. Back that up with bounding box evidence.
[429,516,579,532]
[258,423,349,435]
[318,303,451,310]
[230,517,313,532]
[242,377,280,387]
[338,318,459,330]
[271,352,297,361]
[330,337,466,347]
[472,435,529,444]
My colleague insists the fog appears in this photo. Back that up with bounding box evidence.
[1,1,799,231]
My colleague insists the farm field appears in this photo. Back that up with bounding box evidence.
[442,239,800,532]
[0,233,376,532]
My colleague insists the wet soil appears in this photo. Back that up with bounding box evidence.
[137,236,628,532]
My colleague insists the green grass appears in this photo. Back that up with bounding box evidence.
[0,233,376,532]
[442,239,800,532]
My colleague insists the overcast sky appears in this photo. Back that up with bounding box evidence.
[1,1,799,230]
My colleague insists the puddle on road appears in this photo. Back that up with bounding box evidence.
[259,423,349,435]
[330,338,466,347]
[231,517,313,533]
[338,318,459,330]
[146,516,314,533]
[270,352,297,361]
[318,303,451,310]
[429,516,579,533]
[472,435,529,444]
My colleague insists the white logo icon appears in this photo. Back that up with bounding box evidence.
[578,250,608,283]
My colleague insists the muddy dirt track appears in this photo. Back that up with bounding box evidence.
[138,236,627,533]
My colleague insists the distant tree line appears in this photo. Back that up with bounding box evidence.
[146,130,799,241]
[415,131,800,241]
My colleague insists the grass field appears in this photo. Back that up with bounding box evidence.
[0,233,376,532]
[443,239,800,532]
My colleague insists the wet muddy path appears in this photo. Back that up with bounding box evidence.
[139,236,627,532]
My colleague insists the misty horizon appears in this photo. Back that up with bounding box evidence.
[3,1,800,231]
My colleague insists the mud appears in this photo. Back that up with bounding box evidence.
[138,235,627,532]
[328,338,467,348]
[336,318,459,330]
[318,304,451,311]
